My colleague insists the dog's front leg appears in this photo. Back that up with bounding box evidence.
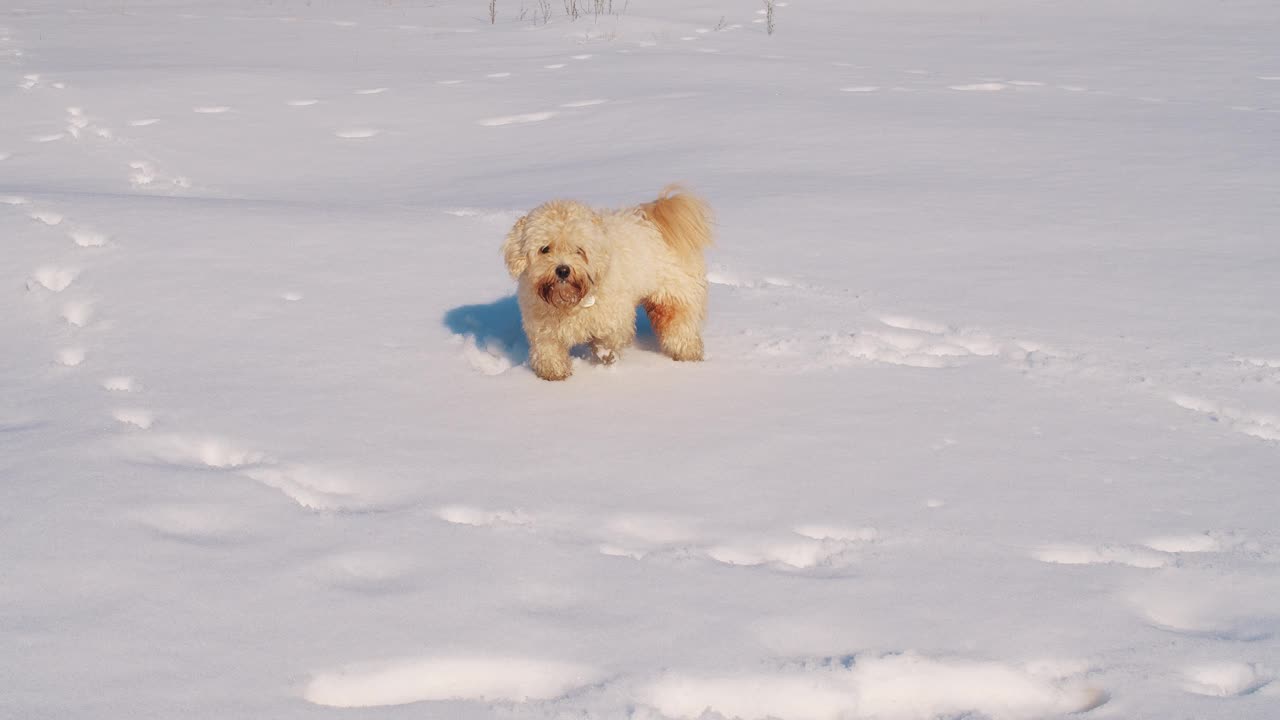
[530,339,572,381]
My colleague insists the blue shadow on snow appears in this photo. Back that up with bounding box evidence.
[442,295,657,368]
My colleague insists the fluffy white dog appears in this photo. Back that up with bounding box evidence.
[502,186,713,381]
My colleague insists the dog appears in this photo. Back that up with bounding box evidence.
[502,186,713,381]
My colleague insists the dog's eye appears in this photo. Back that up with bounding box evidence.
[576,248,588,259]
[539,246,550,254]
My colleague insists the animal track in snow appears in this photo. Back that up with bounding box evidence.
[949,82,1008,92]
[477,112,556,127]
[1034,543,1170,569]
[571,54,592,60]
[55,348,86,367]
[704,530,872,572]
[29,267,78,292]
[112,408,155,429]
[192,105,231,114]
[643,652,1106,720]
[457,334,515,375]
[1234,356,1280,370]
[129,161,191,190]
[1143,533,1228,553]
[286,99,319,106]
[354,87,388,95]
[1129,573,1280,641]
[1182,662,1274,697]
[60,300,93,327]
[70,228,108,247]
[1170,394,1280,442]
[485,72,512,79]
[30,210,64,225]
[600,516,878,574]
[822,326,1001,369]
[102,376,138,392]
[544,64,566,70]
[122,433,267,469]
[437,504,532,528]
[240,464,392,512]
[334,128,380,139]
[304,655,602,707]
[879,315,948,334]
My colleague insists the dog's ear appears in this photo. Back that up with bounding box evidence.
[502,214,530,278]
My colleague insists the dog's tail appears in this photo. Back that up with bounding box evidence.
[642,185,713,257]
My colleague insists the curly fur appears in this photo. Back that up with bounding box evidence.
[502,185,714,381]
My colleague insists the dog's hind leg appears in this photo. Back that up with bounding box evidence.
[590,324,635,365]
[643,294,705,362]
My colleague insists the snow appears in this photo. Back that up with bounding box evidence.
[2,1,1279,718]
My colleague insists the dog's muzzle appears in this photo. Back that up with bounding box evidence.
[538,274,587,309]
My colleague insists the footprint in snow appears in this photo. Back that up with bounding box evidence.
[1033,543,1171,569]
[334,128,380,139]
[29,266,78,292]
[949,82,1008,91]
[644,652,1106,720]
[60,300,93,327]
[1182,662,1274,697]
[477,112,556,127]
[30,210,64,225]
[112,408,155,429]
[304,656,602,708]
[55,348,86,367]
[70,228,108,247]
[102,376,139,392]
[1129,572,1280,641]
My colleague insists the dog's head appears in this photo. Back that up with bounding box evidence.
[503,200,609,310]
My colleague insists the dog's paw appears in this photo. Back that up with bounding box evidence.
[668,341,705,362]
[592,343,619,365]
[533,363,572,381]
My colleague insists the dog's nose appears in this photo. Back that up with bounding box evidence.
[555,265,571,280]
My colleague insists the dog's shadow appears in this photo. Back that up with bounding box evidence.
[443,295,658,367]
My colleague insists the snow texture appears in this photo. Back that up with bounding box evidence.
[2,1,1279,719]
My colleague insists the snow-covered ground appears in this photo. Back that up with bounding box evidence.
[3,1,1279,718]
